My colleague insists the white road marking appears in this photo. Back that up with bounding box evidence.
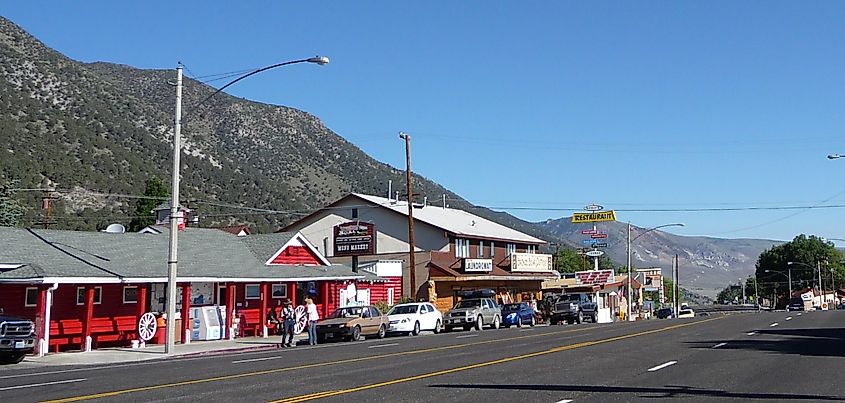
[368,343,399,349]
[712,342,727,349]
[554,400,574,403]
[456,334,478,339]
[232,356,279,364]
[747,331,757,336]
[797,313,802,316]
[785,317,792,321]
[647,361,677,372]
[770,322,779,327]
[519,328,536,332]
[0,378,86,391]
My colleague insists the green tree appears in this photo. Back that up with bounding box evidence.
[128,177,168,232]
[553,248,616,273]
[0,190,26,227]
[755,234,845,307]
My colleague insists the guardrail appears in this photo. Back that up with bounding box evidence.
[693,304,768,314]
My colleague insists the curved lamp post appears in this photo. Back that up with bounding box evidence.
[626,222,684,321]
[765,269,791,306]
[165,56,329,354]
[786,261,821,307]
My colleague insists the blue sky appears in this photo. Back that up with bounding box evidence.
[4,2,845,242]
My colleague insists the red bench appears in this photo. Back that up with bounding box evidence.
[48,316,139,352]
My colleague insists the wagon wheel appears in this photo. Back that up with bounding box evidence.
[293,305,308,335]
[138,312,157,341]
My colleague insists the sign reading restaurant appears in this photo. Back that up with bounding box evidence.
[333,221,376,256]
[511,253,553,272]
[571,210,617,223]
[463,258,493,272]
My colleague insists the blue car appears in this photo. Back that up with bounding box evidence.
[501,302,535,328]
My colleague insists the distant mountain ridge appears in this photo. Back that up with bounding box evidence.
[536,218,781,296]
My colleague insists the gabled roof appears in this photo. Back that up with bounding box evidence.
[215,225,252,236]
[284,193,544,245]
[0,227,361,283]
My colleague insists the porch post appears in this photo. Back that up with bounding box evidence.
[226,284,236,340]
[82,286,95,352]
[321,281,329,318]
[289,283,297,306]
[260,283,269,338]
[35,286,47,356]
[136,285,148,346]
[180,283,191,344]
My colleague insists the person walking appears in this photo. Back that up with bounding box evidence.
[281,299,295,347]
[305,297,320,345]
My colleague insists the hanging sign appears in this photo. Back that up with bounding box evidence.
[585,250,605,257]
[334,222,376,256]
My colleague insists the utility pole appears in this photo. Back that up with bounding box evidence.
[741,278,746,304]
[671,255,677,317]
[831,269,836,310]
[626,222,632,321]
[400,132,416,301]
[817,260,823,307]
[753,276,759,310]
[165,65,183,355]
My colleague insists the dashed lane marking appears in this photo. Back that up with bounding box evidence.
[712,342,727,349]
[747,332,757,336]
[647,361,678,372]
[368,343,399,349]
[770,322,779,327]
[0,379,86,392]
[455,334,478,339]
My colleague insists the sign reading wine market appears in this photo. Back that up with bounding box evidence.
[333,222,376,256]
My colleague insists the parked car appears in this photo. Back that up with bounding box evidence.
[444,298,501,331]
[787,298,806,312]
[549,293,597,324]
[655,307,674,319]
[386,302,442,336]
[501,302,536,328]
[677,308,695,318]
[0,308,35,364]
[316,305,388,342]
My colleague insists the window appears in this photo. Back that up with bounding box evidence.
[25,287,37,307]
[352,208,358,218]
[245,284,261,300]
[76,287,102,305]
[455,238,470,258]
[490,241,495,258]
[527,245,537,254]
[123,286,138,304]
[387,288,395,305]
[369,307,380,317]
[271,284,287,299]
[506,243,517,257]
[478,240,485,257]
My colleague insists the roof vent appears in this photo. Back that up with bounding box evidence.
[103,223,126,234]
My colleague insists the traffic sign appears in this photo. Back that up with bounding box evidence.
[585,250,604,257]
[581,229,597,235]
[582,239,597,245]
[584,204,604,212]
[592,242,608,248]
[591,233,608,239]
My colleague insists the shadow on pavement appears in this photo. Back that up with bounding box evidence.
[686,327,845,358]
[429,383,845,401]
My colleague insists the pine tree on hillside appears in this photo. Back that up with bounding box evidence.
[128,177,168,232]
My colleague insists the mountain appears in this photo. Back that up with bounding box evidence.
[0,17,555,240]
[537,218,781,297]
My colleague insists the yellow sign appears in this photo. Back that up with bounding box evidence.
[572,210,617,223]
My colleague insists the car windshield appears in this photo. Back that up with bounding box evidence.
[501,304,522,311]
[329,307,363,319]
[387,305,419,315]
[454,300,481,309]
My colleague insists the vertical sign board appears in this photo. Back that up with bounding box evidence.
[333,222,376,256]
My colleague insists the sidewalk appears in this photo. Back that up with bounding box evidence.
[24,333,311,366]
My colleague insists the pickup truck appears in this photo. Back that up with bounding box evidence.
[549,293,597,325]
[444,298,501,331]
[0,309,36,364]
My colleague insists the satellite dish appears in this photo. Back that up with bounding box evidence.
[104,223,126,234]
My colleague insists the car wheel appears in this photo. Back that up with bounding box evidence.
[351,325,362,342]
[516,316,523,328]
[433,320,442,334]
[529,316,535,327]
[463,326,472,331]
[411,321,420,336]
[591,314,597,323]
[0,353,25,365]
[377,325,386,339]
[492,315,500,329]
[475,315,484,331]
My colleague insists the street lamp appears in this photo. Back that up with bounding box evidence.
[765,269,790,308]
[786,261,821,307]
[164,56,329,354]
[827,154,844,160]
[626,222,684,321]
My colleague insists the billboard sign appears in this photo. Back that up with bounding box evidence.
[511,253,553,272]
[572,211,617,223]
[333,221,376,256]
[637,268,663,291]
[463,258,493,272]
[575,269,615,284]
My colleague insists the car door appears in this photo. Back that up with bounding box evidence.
[368,306,383,333]
[483,299,495,323]
[421,304,435,330]
[426,303,440,329]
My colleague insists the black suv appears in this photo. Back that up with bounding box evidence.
[0,309,36,364]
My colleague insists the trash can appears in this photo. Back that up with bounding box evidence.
[152,316,166,344]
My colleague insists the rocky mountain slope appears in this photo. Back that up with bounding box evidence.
[537,218,781,296]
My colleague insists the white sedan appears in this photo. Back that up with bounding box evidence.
[386,302,443,336]
[677,308,695,318]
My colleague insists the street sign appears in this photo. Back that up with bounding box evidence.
[581,229,597,235]
[592,242,608,248]
[585,250,604,257]
[572,211,617,224]
[582,239,597,245]
[584,204,604,212]
[591,233,608,239]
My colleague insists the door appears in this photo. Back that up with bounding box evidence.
[365,306,380,334]
[424,304,439,330]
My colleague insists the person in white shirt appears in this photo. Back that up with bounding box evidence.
[305,297,320,345]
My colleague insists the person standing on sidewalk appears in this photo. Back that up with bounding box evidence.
[305,297,320,345]
[281,299,295,347]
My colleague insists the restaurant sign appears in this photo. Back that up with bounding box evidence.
[333,221,376,256]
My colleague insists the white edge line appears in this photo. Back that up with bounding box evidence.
[232,356,278,364]
[456,334,478,339]
[368,343,400,349]
[647,361,677,372]
[555,400,574,403]
[0,378,86,391]
[746,332,757,336]
[712,342,727,349]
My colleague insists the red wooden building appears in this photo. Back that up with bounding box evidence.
[0,226,398,354]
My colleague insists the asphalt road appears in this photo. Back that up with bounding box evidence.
[1,310,843,403]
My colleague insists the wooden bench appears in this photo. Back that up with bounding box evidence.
[48,316,139,352]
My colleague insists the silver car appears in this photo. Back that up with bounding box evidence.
[444,298,501,331]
